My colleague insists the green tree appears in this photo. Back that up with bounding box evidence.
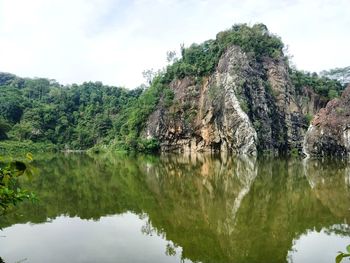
[0,155,36,214]
[0,119,11,140]
[321,66,350,86]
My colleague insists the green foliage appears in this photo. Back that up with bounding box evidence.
[217,23,284,59]
[321,66,350,86]
[0,155,36,213]
[336,245,350,263]
[0,88,24,123]
[290,69,343,99]
[239,99,249,114]
[136,138,160,153]
[264,81,278,97]
[336,107,345,115]
[328,89,339,99]
[305,114,313,125]
[253,120,262,131]
[290,148,300,157]
[208,84,220,100]
[0,73,145,150]
[163,88,175,107]
[0,118,11,140]
[113,78,164,151]
[0,141,56,155]
[162,23,284,82]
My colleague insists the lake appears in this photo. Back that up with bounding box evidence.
[0,153,350,263]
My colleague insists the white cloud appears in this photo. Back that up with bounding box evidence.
[0,0,349,88]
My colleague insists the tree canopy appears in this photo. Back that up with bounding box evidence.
[162,23,284,82]
[320,66,350,86]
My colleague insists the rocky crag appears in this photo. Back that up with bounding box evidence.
[140,25,346,157]
[144,46,309,155]
[304,85,350,157]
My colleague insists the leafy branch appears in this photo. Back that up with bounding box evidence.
[0,153,37,215]
[336,245,350,263]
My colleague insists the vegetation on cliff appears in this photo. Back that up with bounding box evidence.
[290,69,343,99]
[0,23,345,153]
[304,85,350,157]
[162,23,284,82]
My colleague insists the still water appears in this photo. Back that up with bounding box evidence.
[0,153,350,263]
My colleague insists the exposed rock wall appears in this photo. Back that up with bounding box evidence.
[297,87,328,117]
[144,46,306,154]
[304,85,350,157]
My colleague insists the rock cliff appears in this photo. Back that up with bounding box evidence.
[144,46,306,154]
[304,85,350,157]
[297,87,328,117]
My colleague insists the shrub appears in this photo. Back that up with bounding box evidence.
[0,155,36,213]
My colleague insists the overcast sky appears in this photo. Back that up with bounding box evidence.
[0,0,349,88]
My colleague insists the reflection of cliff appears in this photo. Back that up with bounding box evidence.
[141,156,350,263]
[304,159,350,224]
[1,154,350,263]
[138,154,259,262]
[142,153,258,231]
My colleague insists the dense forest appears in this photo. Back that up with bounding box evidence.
[0,24,347,153]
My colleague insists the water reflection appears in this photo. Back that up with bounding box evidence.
[0,153,350,263]
[288,226,350,263]
[1,213,188,263]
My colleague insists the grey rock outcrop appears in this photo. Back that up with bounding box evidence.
[297,87,328,117]
[143,46,306,155]
[304,85,350,157]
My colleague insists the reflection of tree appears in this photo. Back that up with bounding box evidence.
[165,243,177,257]
[141,219,156,236]
[1,153,350,263]
[324,224,350,236]
[0,153,157,227]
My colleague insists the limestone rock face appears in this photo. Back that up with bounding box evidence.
[304,85,350,157]
[144,46,306,154]
[297,87,328,117]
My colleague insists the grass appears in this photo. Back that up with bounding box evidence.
[0,140,57,156]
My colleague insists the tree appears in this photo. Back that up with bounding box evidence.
[166,50,177,63]
[0,155,36,214]
[0,119,11,140]
[0,97,23,123]
[321,66,350,86]
[142,69,156,85]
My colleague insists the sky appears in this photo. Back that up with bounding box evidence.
[0,0,349,88]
